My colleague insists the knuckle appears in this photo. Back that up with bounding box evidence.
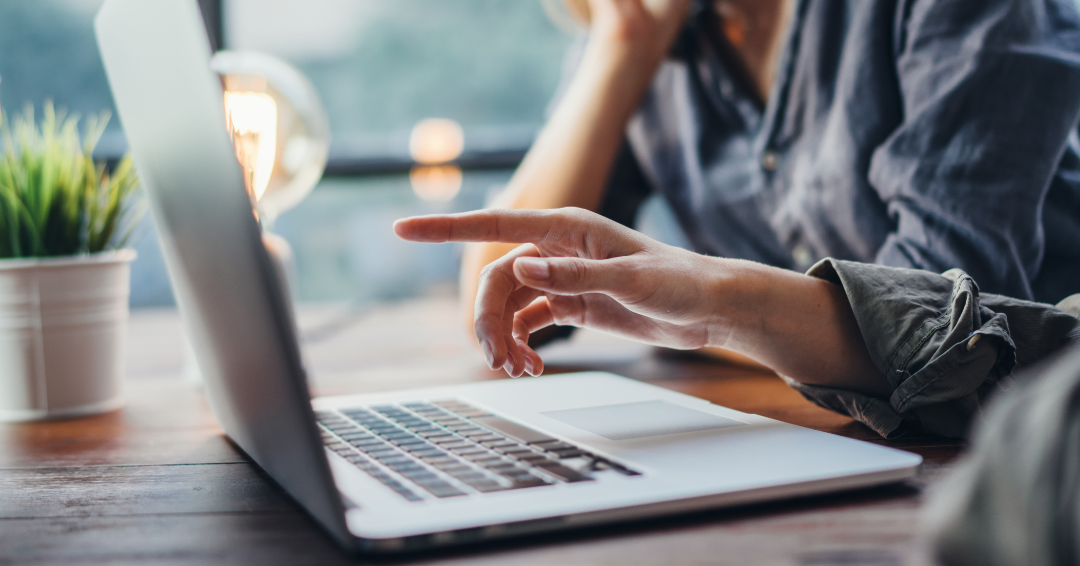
[563,207,590,223]
[565,259,588,285]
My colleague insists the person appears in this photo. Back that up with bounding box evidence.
[461,0,1080,345]
[926,343,1080,566]
[396,207,1080,439]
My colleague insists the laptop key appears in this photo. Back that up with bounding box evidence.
[447,469,487,480]
[481,440,517,449]
[407,447,443,457]
[497,446,534,456]
[484,462,519,472]
[469,480,507,493]
[533,460,593,483]
[460,429,498,438]
[429,435,466,444]
[507,476,550,489]
[446,426,483,434]
[423,482,467,498]
[533,440,575,452]
[449,447,486,457]
[407,425,441,433]
[400,469,439,479]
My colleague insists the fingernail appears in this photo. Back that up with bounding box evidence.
[517,257,550,280]
[524,358,536,377]
[481,340,495,369]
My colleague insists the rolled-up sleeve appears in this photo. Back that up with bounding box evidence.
[784,258,1080,439]
[868,0,1080,300]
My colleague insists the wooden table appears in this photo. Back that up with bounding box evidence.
[0,298,961,565]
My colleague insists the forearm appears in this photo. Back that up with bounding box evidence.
[706,259,891,397]
[501,41,655,211]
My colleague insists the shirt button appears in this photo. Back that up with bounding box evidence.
[719,81,735,99]
[792,244,813,268]
[761,151,779,171]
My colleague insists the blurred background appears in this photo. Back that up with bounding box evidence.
[0,0,684,309]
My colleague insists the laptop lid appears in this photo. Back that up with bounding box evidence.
[94,0,351,546]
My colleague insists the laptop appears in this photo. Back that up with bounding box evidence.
[95,0,922,554]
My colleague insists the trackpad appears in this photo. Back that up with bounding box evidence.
[542,400,745,441]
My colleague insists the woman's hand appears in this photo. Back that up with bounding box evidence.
[397,207,892,397]
[583,0,693,52]
[399,208,729,377]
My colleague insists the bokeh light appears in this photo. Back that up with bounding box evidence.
[409,118,464,165]
[409,165,462,202]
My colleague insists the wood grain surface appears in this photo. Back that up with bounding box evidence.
[0,298,961,566]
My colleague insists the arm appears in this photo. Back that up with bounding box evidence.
[869,0,1080,300]
[402,208,892,398]
[460,0,693,331]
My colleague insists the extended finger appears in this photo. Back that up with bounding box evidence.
[394,208,641,257]
[394,209,569,244]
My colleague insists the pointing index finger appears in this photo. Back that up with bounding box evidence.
[393,209,563,244]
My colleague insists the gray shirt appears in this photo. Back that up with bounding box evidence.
[790,258,1080,438]
[598,0,1080,304]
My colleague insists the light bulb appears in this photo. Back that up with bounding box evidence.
[223,91,277,201]
[211,51,330,228]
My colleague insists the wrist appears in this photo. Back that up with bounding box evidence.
[578,34,662,95]
[700,257,743,351]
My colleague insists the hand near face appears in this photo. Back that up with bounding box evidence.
[394,208,725,377]
[579,0,694,64]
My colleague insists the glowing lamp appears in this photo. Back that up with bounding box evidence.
[211,50,330,228]
[409,118,463,202]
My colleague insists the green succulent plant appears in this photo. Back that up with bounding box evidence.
[0,101,145,259]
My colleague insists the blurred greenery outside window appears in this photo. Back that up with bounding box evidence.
[0,0,576,307]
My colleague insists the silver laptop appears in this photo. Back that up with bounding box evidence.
[95,0,921,554]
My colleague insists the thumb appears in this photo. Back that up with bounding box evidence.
[513,256,630,296]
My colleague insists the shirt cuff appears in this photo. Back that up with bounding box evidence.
[790,258,1028,438]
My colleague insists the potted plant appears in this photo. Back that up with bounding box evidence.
[0,102,144,422]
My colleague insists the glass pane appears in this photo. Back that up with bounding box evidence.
[0,1,578,307]
[276,171,511,303]
[0,0,126,155]
[224,0,574,157]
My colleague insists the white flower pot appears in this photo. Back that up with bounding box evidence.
[0,250,136,422]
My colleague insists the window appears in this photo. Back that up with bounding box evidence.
[225,0,573,171]
[0,1,576,306]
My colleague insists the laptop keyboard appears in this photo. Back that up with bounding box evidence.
[316,400,640,502]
